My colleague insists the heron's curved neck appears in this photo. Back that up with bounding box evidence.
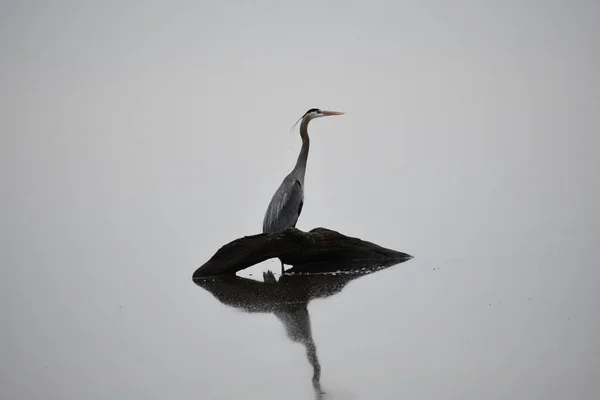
[293,118,310,182]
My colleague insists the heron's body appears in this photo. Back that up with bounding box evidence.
[262,108,344,273]
[262,174,305,233]
[262,118,309,234]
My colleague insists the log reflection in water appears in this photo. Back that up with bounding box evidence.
[194,258,411,399]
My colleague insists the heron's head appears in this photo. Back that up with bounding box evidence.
[290,108,344,132]
[302,108,345,121]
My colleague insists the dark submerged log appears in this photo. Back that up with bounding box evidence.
[192,227,412,279]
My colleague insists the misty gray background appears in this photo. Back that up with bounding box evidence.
[1,0,599,399]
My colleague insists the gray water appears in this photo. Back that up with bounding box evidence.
[2,1,599,399]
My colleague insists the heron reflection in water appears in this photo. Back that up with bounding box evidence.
[262,108,344,274]
[194,258,410,399]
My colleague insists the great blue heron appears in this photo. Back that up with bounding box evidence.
[262,108,345,273]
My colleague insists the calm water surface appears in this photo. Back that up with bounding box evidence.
[3,229,596,399]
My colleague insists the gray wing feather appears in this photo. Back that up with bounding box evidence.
[262,178,304,233]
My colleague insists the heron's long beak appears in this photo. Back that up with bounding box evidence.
[321,110,345,116]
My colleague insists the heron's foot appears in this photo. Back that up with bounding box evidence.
[263,270,276,284]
